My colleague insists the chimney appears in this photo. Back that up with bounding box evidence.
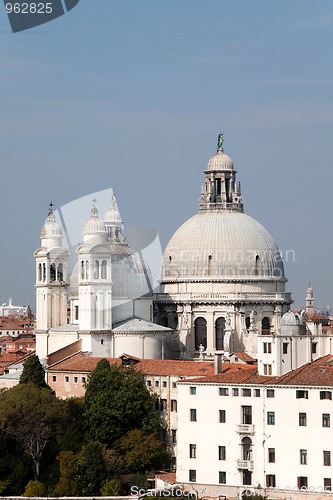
[214,351,223,374]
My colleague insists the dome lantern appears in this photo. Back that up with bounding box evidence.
[199,133,243,213]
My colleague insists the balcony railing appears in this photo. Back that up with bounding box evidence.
[237,459,254,471]
[236,424,255,434]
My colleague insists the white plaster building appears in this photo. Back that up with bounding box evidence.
[154,134,292,359]
[34,198,171,361]
[176,355,333,499]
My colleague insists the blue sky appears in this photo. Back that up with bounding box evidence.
[0,1,332,310]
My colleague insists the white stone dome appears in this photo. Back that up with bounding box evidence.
[280,310,303,336]
[162,211,285,281]
[40,211,62,239]
[104,195,122,224]
[207,150,234,171]
[83,207,106,236]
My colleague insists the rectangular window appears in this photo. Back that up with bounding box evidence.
[81,376,86,383]
[171,399,177,412]
[267,411,275,425]
[323,413,331,427]
[218,445,226,460]
[263,342,272,353]
[254,389,260,397]
[324,478,332,491]
[147,380,152,387]
[299,413,307,426]
[74,376,78,383]
[264,364,272,375]
[219,471,226,484]
[283,342,288,354]
[323,451,331,466]
[52,375,56,382]
[266,475,276,488]
[219,409,226,423]
[190,386,197,395]
[172,382,177,388]
[189,470,196,482]
[267,389,275,398]
[300,449,307,465]
[320,391,332,400]
[162,381,167,388]
[189,444,196,459]
[155,380,159,387]
[65,376,69,383]
[232,388,239,396]
[219,387,229,396]
[296,390,308,399]
[171,429,177,444]
[242,388,251,397]
[242,406,252,425]
[268,448,275,463]
[190,409,197,422]
[297,476,308,489]
[75,305,79,320]
[312,343,317,354]
[160,399,167,411]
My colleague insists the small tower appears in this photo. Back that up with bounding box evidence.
[199,133,244,213]
[34,204,69,332]
[77,204,112,334]
[306,283,314,317]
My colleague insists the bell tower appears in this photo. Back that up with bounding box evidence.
[34,204,69,357]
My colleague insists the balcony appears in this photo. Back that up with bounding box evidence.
[236,424,255,434]
[237,459,254,471]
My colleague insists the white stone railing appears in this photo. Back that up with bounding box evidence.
[237,459,254,471]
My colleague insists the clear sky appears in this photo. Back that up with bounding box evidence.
[0,1,332,311]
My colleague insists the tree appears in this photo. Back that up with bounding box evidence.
[0,383,67,479]
[54,451,79,497]
[74,442,107,496]
[22,480,47,497]
[117,429,172,473]
[20,354,49,388]
[84,361,160,448]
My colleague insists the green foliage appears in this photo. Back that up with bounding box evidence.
[0,383,68,479]
[22,479,47,497]
[75,441,107,496]
[20,354,49,388]
[54,451,79,497]
[118,429,172,473]
[101,478,122,496]
[84,360,161,447]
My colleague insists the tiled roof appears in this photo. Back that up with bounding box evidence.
[155,472,177,485]
[182,364,268,385]
[48,353,122,372]
[232,351,256,363]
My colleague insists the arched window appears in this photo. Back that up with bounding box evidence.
[57,263,63,281]
[245,317,251,330]
[101,260,107,279]
[50,263,56,282]
[42,263,46,282]
[81,260,85,280]
[94,260,99,279]
[215,317,225,350]
[255,255,260,276]
[38,263,42,282]
[194,317,207,350]
[262,317,270,335]
[85,260,89,280]
[242,437,252,460]
[161,317,168,327]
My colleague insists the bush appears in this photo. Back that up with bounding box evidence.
[22,480,47,497]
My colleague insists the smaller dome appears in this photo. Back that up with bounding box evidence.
[280,311,303,336]
[104,195,122,224]
[83,206,106,236]
[207,150,234,171]
[40,211,62,239]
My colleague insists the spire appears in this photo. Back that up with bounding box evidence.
[217,132,224,152]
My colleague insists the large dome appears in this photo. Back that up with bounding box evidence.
[162,211,285,281]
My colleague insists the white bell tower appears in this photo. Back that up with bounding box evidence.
[34,204,69,358]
